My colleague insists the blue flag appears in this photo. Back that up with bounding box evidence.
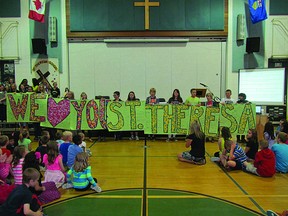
[248,0,268,24]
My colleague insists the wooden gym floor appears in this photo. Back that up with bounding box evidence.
[36,138,287,216]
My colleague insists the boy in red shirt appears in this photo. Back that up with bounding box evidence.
[243,140,276,177]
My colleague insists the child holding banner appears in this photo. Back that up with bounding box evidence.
[220,89,235,105]
[184,88,201,106]
[146,88,159,141]
[167,89,183,142]
[127,91,140,141]
[177,121,206,165]
[80,92,88,100]
[146,88,159,105]
[113,91,123,141]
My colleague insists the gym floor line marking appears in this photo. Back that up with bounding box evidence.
[72,194,288,199]
[205,151,266,215]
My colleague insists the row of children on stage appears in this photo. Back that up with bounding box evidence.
[0,129,102,215]
[178,120,288,176]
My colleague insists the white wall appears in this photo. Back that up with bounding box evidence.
[0,2,31,85]
[68,42,225,101]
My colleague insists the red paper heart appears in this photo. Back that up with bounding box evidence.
[47,98,70,127]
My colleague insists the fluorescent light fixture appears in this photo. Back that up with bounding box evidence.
[104,38,189,43]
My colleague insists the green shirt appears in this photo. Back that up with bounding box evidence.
[185,96,200,106]
[18,138,31,151]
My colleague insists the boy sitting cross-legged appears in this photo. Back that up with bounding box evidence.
[243,140,276,177]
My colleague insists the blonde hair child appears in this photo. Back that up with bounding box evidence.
[177,121,206,165]
[59,131,73,166]
[63,152,101,192]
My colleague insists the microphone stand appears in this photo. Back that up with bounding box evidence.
[201,84,221,103]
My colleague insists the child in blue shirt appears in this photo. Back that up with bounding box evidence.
[67,134,83,168]
[59,131,73,166]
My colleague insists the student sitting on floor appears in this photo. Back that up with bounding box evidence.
[62,152,101,192]
[23,151,46,195]
[264,121,276,149]
[78,132,87,152]
[177,121,206,165]
[12,145,27,185]
[43,141,66,188]
[67,134,83,169]
[220,140,247,171]
[59,131,73,166]
[0,168,44,216]
[271,132,288,173]
[243,140,276,177]
[78,132,92,156]
[18,130,32,152]
[244,129,259,162]
[214,127,232,158]
[55,131,64,147]
[0,135,13,182]
[35,135,49,168]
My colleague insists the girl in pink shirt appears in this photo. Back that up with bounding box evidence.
[43,141,66,188]
[11,145,27,185]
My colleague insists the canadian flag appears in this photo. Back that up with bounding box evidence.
[28,0,46,23]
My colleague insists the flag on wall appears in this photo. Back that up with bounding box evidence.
[28,0,46,23]
[248,0,268,24]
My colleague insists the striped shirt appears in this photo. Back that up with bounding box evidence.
[12,158,24,185]
[67,166,96,189]
[228,144,247,165]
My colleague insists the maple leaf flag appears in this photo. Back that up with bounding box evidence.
[28,0,46,23]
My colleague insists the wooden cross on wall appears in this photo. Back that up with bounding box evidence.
[36,69,53,90]
[134,0,160,30]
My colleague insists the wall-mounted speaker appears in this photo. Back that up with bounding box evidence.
[32,38,47,54]
[49,17,57,42]
[237,14,245,41]
[246,37,260,53]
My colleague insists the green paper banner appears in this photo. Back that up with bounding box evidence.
[40,98,107,130]
[106,101,145,131]
[7,93,47,123]
[145,104,190,135]
[6,94,256,135]
[219,104,256,134]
